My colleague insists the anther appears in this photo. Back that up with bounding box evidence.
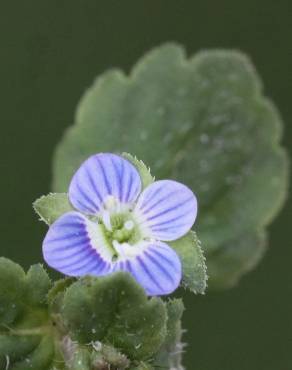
[124,220,134,231]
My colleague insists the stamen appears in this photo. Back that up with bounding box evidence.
[124,220,134,231]
[112,240,119,249]
[112,240,124,258]
[104,195,117,211]
[102,210,112,231]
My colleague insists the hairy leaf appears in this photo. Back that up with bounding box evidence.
[170,231,207,294]
[61,272,167,361]
[26,264,52,306]
[0,259,56,370]
[53,43,289,288]
[122,152,155,189]
[33,193,74,225]
[154,299,185,369]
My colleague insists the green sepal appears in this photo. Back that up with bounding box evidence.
[170,231,207,294]
[122,152,155,189]
[61,272,167,361]
[33,193,74,225]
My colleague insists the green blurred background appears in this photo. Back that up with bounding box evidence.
[0,1,291,369]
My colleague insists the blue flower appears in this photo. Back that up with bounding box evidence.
[43,153,197,296]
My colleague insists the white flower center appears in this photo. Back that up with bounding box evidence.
[104,195,118,211]
[124,220,134,231]
[87,196,153,263]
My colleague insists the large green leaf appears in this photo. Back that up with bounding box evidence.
[52,43,288,288]
[0,258,58,370]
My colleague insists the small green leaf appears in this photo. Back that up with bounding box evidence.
[164,299,184,345]
[33,193,74,225]
[47,277,76,315]
[26,264,52,306]
[53,43,289,288]
[0,335,40,364]
[122,153,154,189]
[154,299,184,369]
[0,259,56,370]
[0,258,26,326]
[61,272,167,361]
[9,335,54,370]
[170,231,207,294]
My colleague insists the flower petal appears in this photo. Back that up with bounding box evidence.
[69,153,142,215]
[134,180,197,241]
[42,211,113,277]
[114,241,182,296]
